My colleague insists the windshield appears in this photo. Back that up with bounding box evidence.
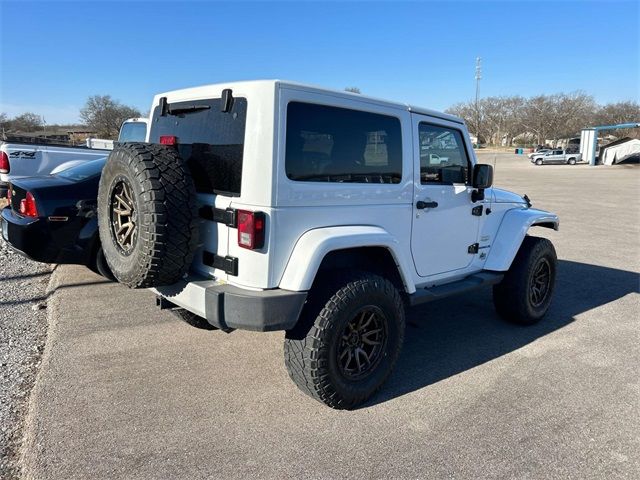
[55,158,106,181]
[119,121,147,142]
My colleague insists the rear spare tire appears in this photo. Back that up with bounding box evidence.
[97,143,198,288]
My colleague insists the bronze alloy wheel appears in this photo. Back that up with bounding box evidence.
[529,257,551,307]
[110,178,137,255]
[337,306,388,380]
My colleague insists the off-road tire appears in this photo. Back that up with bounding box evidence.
[284,272,405,409]
[535,159,543,165]
[98,143,198,288]
[171,308,217,330]
[493,236,557,325]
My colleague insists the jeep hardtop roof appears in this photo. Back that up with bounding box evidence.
[152,79,464,125]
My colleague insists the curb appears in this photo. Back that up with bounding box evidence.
[18,265,64,480]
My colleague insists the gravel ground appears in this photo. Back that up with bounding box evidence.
[0,223,53,479]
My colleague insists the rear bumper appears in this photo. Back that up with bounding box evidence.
[1,207,91,264]
[1,207,53,262]
[153,278,308,332]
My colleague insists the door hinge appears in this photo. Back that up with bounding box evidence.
[203,251,238,276]
[468,243,479,254]
[199,206,237,227]
[471,205,483,216]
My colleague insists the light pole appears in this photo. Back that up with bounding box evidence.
[475,57,482,144]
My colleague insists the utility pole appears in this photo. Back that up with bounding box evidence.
[475,57,482,143]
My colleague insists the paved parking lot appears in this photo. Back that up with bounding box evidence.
[21,154,639,479]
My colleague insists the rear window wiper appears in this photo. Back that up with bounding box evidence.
[167,105,211,116]
[159,96,211,116]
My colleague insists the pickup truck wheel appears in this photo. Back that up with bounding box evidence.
[284,272,405,409]
[98,143,198,288]
[535,159,543,165]
[493,236,557,325]
[568,158,576,165]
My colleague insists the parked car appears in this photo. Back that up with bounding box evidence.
[1,158,113,279]
[530,149,581,165]
[528,148,551,159]
[0,118,149,198]
[0,142,109,198]
[97,80,559,409]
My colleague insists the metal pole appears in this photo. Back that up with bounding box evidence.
[475,57,482,143]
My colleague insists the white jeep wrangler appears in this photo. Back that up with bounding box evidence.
[98,80,559,409]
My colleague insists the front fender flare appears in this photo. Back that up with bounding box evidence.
[484,207,559,271]
[278,226,416,293]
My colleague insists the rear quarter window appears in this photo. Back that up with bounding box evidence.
[149,97,247,196]
[285,102,402,184]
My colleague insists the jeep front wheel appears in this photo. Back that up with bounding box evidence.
[284,272,405,409]
[493,236,557,325]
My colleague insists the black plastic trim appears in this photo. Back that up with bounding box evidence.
[199,206,237,227]
[203,251,238,276]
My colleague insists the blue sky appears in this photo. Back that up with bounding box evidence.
[1,0,638,124]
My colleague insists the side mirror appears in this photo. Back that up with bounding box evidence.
[472,163,493,189]
[471,164,493,202]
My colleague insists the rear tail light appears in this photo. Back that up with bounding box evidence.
[237,210,265,250]
[19,191,39,217]
[0,151,9,174]
[160,135,177,146]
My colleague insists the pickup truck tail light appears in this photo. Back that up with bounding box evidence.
[0,151,9,174]
[19,191,39,218]
[237,210,265,250]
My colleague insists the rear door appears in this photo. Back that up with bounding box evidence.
[148,95,248,281]
[550,150,564,164]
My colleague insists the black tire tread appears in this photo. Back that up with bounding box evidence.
[98,143,198,288]
[493,236,557,325]
[284,272,405,409]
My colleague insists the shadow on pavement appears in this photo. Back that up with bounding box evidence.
[365,260,639,407]
[0,270,51,282]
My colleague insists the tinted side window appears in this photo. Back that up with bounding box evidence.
[418,123,469,184]
[285,102,402,184]
[149,97,247,196]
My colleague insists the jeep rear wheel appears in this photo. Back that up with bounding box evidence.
[284,272,405,409]
[98,143,199,288]
[493,236,557,325]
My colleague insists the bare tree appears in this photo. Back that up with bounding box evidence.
[447,93,637,146]
[80,95,141,138]
[10,112,42,132]
[593,101,640,125]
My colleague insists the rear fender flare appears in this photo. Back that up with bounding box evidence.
[278,226,416,293]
